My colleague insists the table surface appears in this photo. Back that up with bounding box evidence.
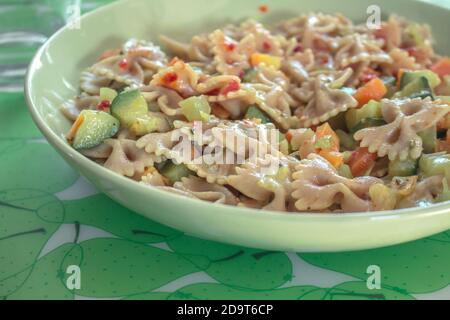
[1,0,449,300]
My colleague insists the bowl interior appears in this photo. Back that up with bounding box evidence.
[25,0,450,252]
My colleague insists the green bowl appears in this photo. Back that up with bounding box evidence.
[25,0,450,252]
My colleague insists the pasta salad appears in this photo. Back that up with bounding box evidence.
[63,13,450,213]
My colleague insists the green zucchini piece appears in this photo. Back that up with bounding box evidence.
[350,118,386,134]
[72,110,120,150]
[110,89,148,127]
[389,158,418,177]
[336,129,357,151]
[345,100,382,131]
[418,125,437,154]
[338,164,353,179]
[99,87,118,103]
[398,76,434,100]
[160,162,194,184]
[400,70,441,90]
[179,96,211,122]
[419,152,450,177]
[244,105,271,124]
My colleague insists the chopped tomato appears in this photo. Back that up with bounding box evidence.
[97,100,111,111]
[315,123,340,152]
[353,78,387,107]
[348,147,378,177]
[161,72,178,85]
[118,58,128,70]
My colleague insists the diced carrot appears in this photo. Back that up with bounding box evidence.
[319,150,344,169]
[66,114,85,141]
[348,147,378,177]
[211,104,231,119]
[431,57,450,78]
[353,78,388,107]
[286,131,294,143]
[315,123,340,152]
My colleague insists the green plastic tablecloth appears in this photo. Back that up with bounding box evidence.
[1,1,450,301]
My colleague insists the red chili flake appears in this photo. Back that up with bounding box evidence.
[258,4,269,13]
[262,41,272,52]
[118,58,128,70]
[162,72,178,84]
[97,100,111,110]
[320,56,329,65]
[221,80,240,96]
[224,42,236,52]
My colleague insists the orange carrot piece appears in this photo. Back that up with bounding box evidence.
[431,57,450,78]
[66,114,85,142]
[315,123,340,152]
[319,150,344,169]
[353,78,388,108]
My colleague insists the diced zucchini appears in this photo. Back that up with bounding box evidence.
[345,100,382,131]
[242,68,257,83]
[419,152,450,177]
[418,125,437,154]
[338,164,353,179]
[336,129,357,151]
[71,110,119,150]
[244,105,271,124]
[160,162,193,184]
[110,89,148,127]
[100,87,118,103]
[315,136,333,150]
[130,115,164,136]
[381,76,397,98]
[179,96,211,122]
[350,118,387,134]
[400,70,441,90]
[397,76,434,100]
[389,158,418,177]
[404,24,425,47]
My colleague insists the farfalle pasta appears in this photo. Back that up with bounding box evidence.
[63,13,450,213]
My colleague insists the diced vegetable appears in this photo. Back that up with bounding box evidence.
[130,115,164,136]
[336,129,357,151]
[338,164,353,179]
[70,110,120,150]
[397,76,434,100]
[435,178,450,203]
[345,100,382,131]
[353,78,387,107]
[250,53,282,70]
[399,70,441,89]
[369,184,398,210]
[244,105,271,124]
[315,123,339,152]
[418,125,437,154]
[348,147,378,177]
[319,150,344,169]
[160,162,193,184]
[242,68,257,82]
[388,158,418,177]
[110,89,148,127]
[350,118,387,134]
[179,96,211,122]
[419,152,450,177]
[431,57,450,78]
[404,24,425,47]
[381,76,397,98]
[100,87,118,103]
